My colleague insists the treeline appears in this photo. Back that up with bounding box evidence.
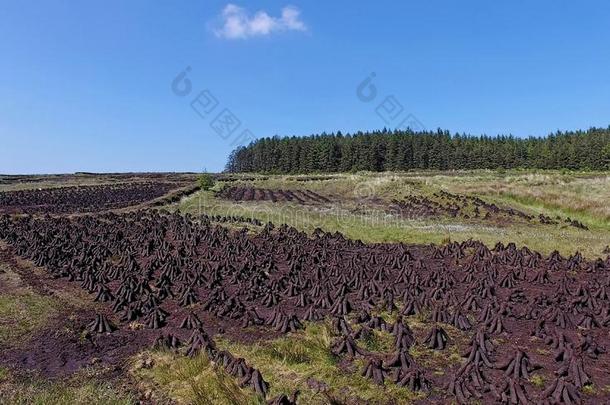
[225,127,610,173]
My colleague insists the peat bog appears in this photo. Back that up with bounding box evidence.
[0,173,609,404]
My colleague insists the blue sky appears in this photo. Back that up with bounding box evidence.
[1,1,609,174]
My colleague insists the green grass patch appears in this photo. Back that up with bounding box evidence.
[497,192,610,230]
[131,350,262,405]
[0,367,8,382]
[216,321,425,404]
[359,328,395,353]
[0,370,133,405]
[0,292,59,346]
[177,171,610,258]
[529,374,546,388]
[409,342,463,373]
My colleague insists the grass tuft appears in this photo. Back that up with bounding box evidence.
[131,350,262,405]
[0,291,59,346]
[215,321,425,404]
[0,370,133,405]
[529,374,546,388]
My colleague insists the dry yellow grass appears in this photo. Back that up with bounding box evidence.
[178,170,610,258]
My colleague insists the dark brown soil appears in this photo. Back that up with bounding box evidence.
[390,191,589,230]
[3,311,153,379]
[0,243,155,379]
[0,182,187,215]
[217,186,331,205]
[1,210,609,403]
[291,176,338,182]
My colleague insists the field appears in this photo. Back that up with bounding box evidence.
[183,170,610,259]
[1,170,609,404]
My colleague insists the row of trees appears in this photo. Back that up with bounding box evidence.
[225,127,610,173]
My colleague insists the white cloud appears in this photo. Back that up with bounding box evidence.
[214,4,307,39]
